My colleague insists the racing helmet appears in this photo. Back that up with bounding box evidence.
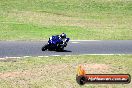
[60,33,66,39]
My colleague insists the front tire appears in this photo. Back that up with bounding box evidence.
[42,44,48,51]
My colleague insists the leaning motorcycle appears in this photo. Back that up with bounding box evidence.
[41,35,70,51]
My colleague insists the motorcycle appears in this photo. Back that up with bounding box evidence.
[41,35,70,51]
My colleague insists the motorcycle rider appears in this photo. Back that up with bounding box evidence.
[49,33,67,41]
[59,33,68,47]
[59,33,67,41]
[49,33,67,43]
[42,33,69,51]
[52,33,67,46]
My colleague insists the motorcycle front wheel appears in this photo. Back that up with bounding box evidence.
[41,44,48,51]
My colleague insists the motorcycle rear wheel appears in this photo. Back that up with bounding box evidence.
[56,47,64,51]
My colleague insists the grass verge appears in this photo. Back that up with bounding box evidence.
[0,23,132,40]
[0,0,132,40]
[0,55,132,88]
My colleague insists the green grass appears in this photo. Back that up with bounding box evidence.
[0,0,132,40]
[0,55,132,88]
[1,23,131,40]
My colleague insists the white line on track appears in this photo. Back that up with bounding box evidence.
[70,40,101,41]
[0,54,128,59]
[23,56,31,58]
[0,58,5,60]
[51,55,61,57]
[44,56,49,57]
[78,54,127,56]
[71,42,80,43]
[5,57,21,59]
[38,56,44,58]
[65,55,72,56]
[38,56,49,57]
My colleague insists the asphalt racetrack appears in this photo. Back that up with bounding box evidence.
[0,40,132,58]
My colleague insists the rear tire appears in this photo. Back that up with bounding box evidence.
[42,44,48,51]
[56,47,64,52]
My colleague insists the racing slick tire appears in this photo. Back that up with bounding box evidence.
[42,44,48,51]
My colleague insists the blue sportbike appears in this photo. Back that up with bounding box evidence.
[42,35,70,51]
